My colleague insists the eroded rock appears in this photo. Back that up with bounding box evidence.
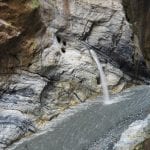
[0,0,149,148]
[0,70,47,114]
[0,110,35,149]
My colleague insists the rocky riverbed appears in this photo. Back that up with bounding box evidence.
[7,85,150,150]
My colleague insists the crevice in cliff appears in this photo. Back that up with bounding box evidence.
[122,0,150,69]
[81,21,94,41]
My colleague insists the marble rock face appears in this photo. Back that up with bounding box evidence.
[0,110,36,149]
[0,0,149,148]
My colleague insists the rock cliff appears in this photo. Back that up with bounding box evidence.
[0,0,149,149]
[122,0,150,68]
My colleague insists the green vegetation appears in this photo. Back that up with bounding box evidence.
[31,0,40,9]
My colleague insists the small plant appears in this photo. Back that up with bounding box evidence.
[31,0,40,8]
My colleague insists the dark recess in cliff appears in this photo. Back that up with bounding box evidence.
[122,0,150,68]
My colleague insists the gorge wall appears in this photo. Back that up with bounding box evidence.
[122,0,150,68]
[0,0,149,149]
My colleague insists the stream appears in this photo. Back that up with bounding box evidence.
[9,85,150,150]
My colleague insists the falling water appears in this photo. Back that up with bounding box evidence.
[90,49,110,103]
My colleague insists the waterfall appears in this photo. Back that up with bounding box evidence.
[90,49,110,103]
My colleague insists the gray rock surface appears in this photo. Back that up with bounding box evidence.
[0,110,35,149]
[0,0,149,148]
[7,85,150,150]
[0,70,47,114]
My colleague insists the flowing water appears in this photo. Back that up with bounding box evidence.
[90,49,110,104]
[10,86,150,150]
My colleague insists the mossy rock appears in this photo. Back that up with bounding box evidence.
[31,0,40,8]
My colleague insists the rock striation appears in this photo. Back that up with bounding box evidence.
[0,0,149,148]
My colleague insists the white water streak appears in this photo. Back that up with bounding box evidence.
[90,49,110,103]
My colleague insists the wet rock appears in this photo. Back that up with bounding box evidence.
[114,115,150,150]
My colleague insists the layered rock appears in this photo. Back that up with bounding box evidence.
[0,0,149,148]
[0,110,35,149]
